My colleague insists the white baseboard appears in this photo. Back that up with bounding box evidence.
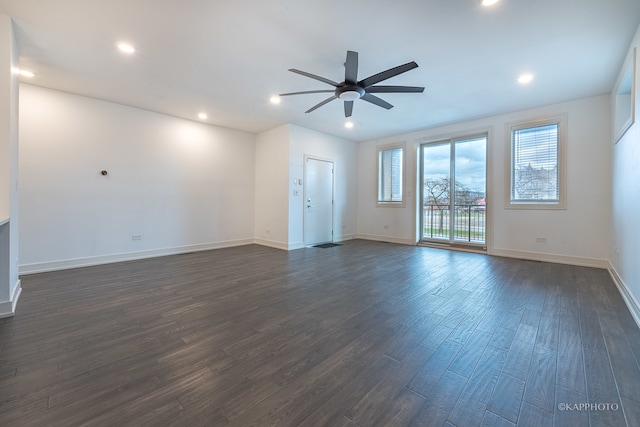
[20,235,364,275]
[0,279,21,318]
[255,235,357,251]
[490,248,609,269]
[19,239,255,274]
[288,241,305,251]
[608,262,640,329]
[254,238,289,251]
[355,233,416,246]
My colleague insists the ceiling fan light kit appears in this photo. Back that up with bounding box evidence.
[279,50,424,118]
[338,87,364,101]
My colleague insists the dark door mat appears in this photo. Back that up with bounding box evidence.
[313,243,341,248]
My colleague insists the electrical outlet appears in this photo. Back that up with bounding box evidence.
[535,237,547,243]
[132,234,142,240]
[383,225,389,230]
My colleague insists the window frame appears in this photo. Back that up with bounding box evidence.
[376,143,406,207]
[505,114,567,210]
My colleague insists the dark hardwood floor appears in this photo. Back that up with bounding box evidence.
[1,240,639,426]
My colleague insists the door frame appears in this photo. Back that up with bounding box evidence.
[303,155,335,247]
[418,132,489,250]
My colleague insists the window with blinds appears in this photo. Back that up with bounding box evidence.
[377,145,404,205]
[508,115,566,209]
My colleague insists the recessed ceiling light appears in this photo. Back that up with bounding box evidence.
[19,69,35,78]
[197,113,208,120]
[117,43,135,54]
[270,95,281,104]
[482,0,500,6]
[345,121,354,129]
[518,73,534,84]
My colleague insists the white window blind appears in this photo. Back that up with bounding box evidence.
[511,122,559,203]
[378,147,403,203]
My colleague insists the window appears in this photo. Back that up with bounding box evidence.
[377,144,404,206]
[507,115,566,209]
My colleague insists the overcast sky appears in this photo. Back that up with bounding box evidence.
[422,137,486,193]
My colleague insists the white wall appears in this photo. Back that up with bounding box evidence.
[0,14,21,317]
[254,125,290,249]
[19,84,256,273]
[289,124,357,248]
[358,94,612,267]
[611,24,640,325]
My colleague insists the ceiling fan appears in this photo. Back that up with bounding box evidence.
[279,50,425,118]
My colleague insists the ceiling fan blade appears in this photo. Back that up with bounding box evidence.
[344,101,354,117]
[288,69,339,87]
[361,93,393,110]
[359,61,419,88]
[366,85,425,93]
[345,51,358,84]
[279,90,335,96]
[305,95,338,113]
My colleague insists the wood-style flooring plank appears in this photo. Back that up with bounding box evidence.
[409,370,467,426]
[479,410,515,427]
[345,345,436,426]
[448,329,492,378]
[554,385,588,427]
[579,302,626,426]
[522,346,556,413]
[447,346,507,427]
[406,340,462,397]
[486,373,525,424]
[501,320,537,381]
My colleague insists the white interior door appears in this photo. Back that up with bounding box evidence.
[304,158,334,246]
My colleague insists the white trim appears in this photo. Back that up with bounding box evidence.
[356,233,416,246]
[304,156,335,247]
[0,279,21,318]
[287,241,305,250]
[418,132,490,248]
[254,238,289,251]
[613,47,636,143]
[505,113,567,210]
[608,262,640,329]
[335,234,357,242]
[256,234,355,251]
[19,239,255,274]
[376,142,406,208]
[490,247,608,268]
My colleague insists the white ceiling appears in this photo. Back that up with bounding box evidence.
[1,0,639,142]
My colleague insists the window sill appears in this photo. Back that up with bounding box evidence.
[377,202,406,208]
[505,202,566,210]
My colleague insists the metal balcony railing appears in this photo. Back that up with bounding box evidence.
[423,204,486,243]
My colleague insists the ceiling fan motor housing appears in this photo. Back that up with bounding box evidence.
[337,86,365,101]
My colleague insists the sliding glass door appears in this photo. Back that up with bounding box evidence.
[420,135,487,247]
